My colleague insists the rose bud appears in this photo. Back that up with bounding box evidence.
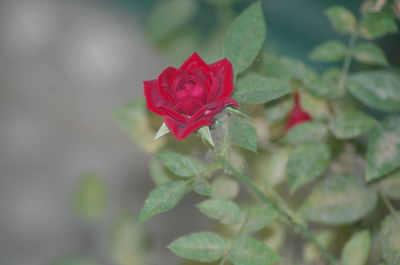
[144,52,238,140]
[285,91,312,131]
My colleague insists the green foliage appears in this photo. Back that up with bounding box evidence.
[359,10,398,39]
[243,205,279,233]
[285,121,328,145]
[229,120,258,152]
[348,70,400,113]
[159,152,206,177]
[301,175,378,225]
[192,177,212,196]
[264,97,293,123]
[198,126,215,149]
[286,143,332,191]
[224,1,266,74]
[329,111,377,139]
[354,42,389,66]
[380,170,400,200]
[234,73,292,104]
[325,6,356,34]
[168,232,228,262]
[341,230,371,265]
[149,157,173,185]
[380,214,400,265]
[309,40,346,62]
[154,122,169,139]
[307,78,342,99]
[229,236,279,265]
[210,176,239,200]
[196,199,241,225]
[146,0,197,42]
[74,172,107,223]
[366,116,400,181]
[139,180,188,222]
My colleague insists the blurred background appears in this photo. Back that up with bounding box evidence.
[0,0,398,265]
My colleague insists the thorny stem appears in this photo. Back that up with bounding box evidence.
[339,30,358,91]
[215,153,338,265]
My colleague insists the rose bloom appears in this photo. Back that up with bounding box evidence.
[285,92,312,131]
[144,53,238,140]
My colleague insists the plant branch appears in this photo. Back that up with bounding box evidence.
[216,153,338,265]
[339,30,358,91]
[380,191,400,226]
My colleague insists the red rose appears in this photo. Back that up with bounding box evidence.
[285,92,312,131]
[144,53,238,140]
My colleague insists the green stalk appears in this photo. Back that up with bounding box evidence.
[339,30,358,91]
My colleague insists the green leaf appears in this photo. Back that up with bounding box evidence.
[139,181,188,222]
[74,172,107,222]
[307,78,342,99]
[285,121,328,145]
[380,214,400,265]
[329,111,377,139]
[354,42,389,66]
[286,143,332,191]
[234,73,292,104]
[229,236,279,265]
[168,232,228,262]
[341,230,371,265]
[154,122,169,139]
[243,205,279,233]
[192,177,212,196]
[229,121,258,152]
[146,0,197,42]
[348,70,400,112]
[301,175,378,225]
[198,126,215,149]
[211,176,240,200]
[159,152,206,177]
[149,158,173,185]
[264,97,293,123]
[309,40,346,62]
[303,230,335,264]
[359,11,398,39]
[325,6,356,34]
[380,170,400,200]
[224,1,266,74]
[197,199,241,225]
[255,148,291,187]
[366,116,400,181]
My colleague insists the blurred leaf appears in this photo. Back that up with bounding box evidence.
[111,215,148,265]
[341,230,371,265]
[380,214,400,265]
[74,172,107,222]
[243,205,279,233]
[304,230,334,264]
[348,70,400,112]
[139,181,188,222]
[115,100,165,153]
[154,122,169,139]
[329,111,377,139]
[301,92,331,120]
[211,176,240,200]
[159,152,206,177]
[224,1,266,74]
[168,232,228,262]
[192,177,212,196]
[366,116,400,181]
[146,0,197,42]
[359,11,398,39]
[309,40,346,62]
[285,121,328,145]
[229,121,258,152]
[301,174,378,225]
[197,199,241,225]
[234,73,292,104]
[286,143,332,191]
[264,97,293,123]
[325,6,356,34]
[380,170,400,200]
[354,42,389,66]
[149,157,173,185]
[198,126,215,149]
[307,78,342,99]
[229,236,279,265]
[255,148,291,187]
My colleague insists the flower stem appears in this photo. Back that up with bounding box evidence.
[339,31,358,91]
[216,153,338,265]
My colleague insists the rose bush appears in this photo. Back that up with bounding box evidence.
[144,52,238,139]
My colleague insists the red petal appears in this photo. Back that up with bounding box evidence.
[143,80,165,115]
[165,116,213,140]
[208,58,234,101]
[179,52,210,72]
[158,67,178,103]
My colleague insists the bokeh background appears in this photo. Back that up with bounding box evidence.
[0,0,398,265]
